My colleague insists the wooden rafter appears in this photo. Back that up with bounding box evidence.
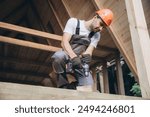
[47,0,63,30]
[61,0,73,17]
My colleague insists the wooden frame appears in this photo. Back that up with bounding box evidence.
[125,0,150,98]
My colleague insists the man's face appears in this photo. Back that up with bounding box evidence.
[91,16,105,32]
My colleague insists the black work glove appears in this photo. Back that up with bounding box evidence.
[71,56,82,69]
[81,54,91,63]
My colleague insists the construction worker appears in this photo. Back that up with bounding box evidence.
[52,9,113,90]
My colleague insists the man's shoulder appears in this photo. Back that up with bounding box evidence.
[64,18,78,34]
[93,32,101,39]
[67,17,78,23]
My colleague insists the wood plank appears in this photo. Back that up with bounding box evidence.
[125,0,150,98]
[0,36,61,52]
[0,82,144,99]
[0,22,62,41]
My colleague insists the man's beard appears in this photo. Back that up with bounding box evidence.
[93,27,100,32]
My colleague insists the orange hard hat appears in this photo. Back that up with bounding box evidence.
[96,9,113,26]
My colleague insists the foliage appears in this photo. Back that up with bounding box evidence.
[130,83,142,97]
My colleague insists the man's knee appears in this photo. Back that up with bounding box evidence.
[53,57,64,64]
[52,58,65,73]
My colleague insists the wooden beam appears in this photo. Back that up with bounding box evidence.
[0,82,144,99]
[61,0,73,17]
[0,22,62,41]
[125,0,150,98]
[0,36,61,52]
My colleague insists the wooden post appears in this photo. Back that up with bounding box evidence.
[125,0,150,98]
[99,72,104,93]
[102,61,109,93]
[91,68,98,92]
[115,54,125,95]
[96,72,101,92]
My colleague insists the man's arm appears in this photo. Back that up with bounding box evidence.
[61,32,77,59]
[80,45,95,64]
[83,45,95,56]
[83,32,100,56]
[81,35,101,63]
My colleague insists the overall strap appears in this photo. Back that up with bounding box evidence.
[75,19,95,38]
[88,31,96,38]
[75,19,80,35]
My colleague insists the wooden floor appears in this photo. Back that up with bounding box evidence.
[0,82,145,100]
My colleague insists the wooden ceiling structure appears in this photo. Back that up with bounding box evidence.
[0,0,150,98]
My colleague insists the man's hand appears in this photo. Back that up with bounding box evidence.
[71,56,82,69]
[81,54,91,63]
